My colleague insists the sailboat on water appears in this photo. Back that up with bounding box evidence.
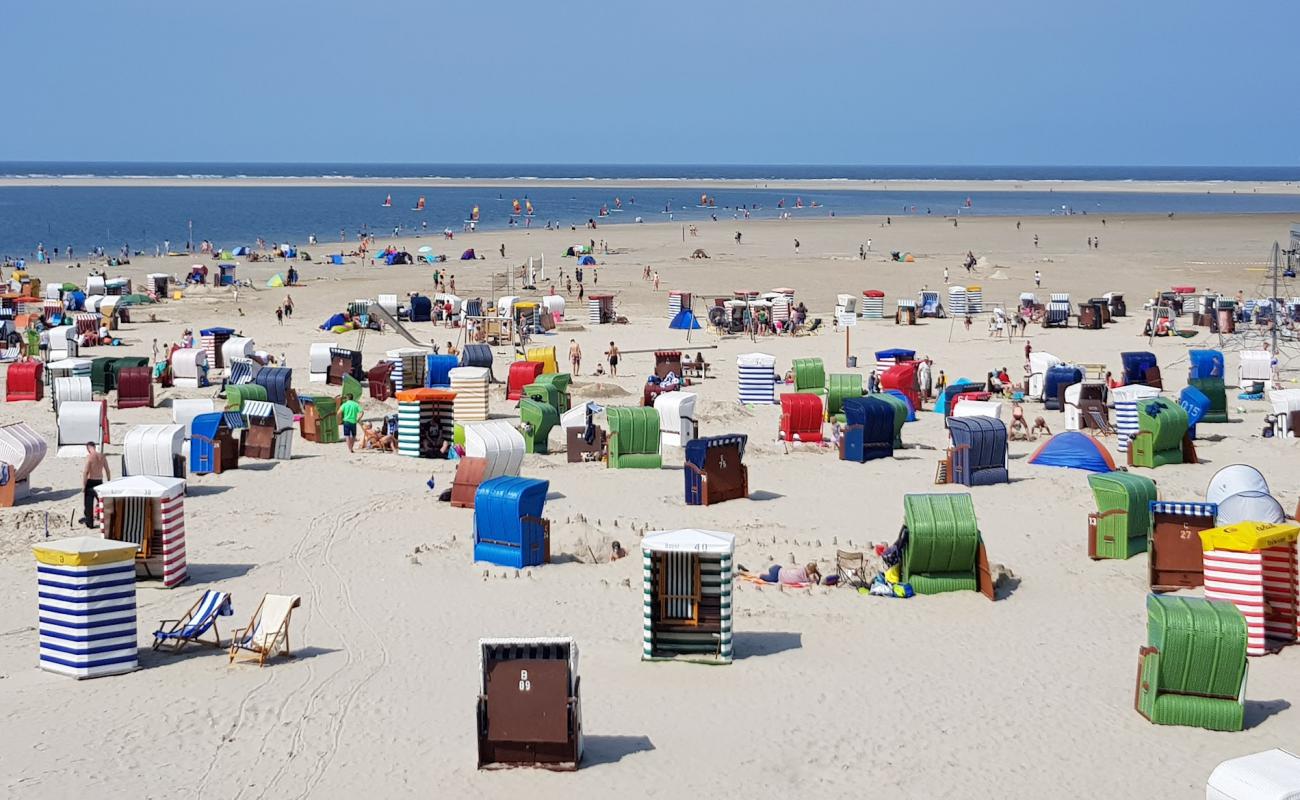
[512,199,522,216]
[611,197,623,212]
[795,196,804,208]
[465,205,480,225]
[524,199,534,217]
[412,196,426,212]
[381,194,393,207]
[598,204,609,217]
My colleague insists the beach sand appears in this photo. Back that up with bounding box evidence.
[1,210,1298,798]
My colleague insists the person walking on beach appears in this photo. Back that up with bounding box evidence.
[1034,270,1042,288]
[605,341,620,377]
[794,239,800,254]
[866,237,872,252]
[652,271,660,291]
[943,266,949,284]
[275,305,284,325]
[500,243,506,259]
[578,283,585,301]
[569,338,582,374]
[735,231,742,245]
[340,395,363,454]
[81,442,110,529]
[1033,234,1039,248]
[859,244,865,260]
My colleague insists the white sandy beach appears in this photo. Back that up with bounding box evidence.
[1,210,1299,798]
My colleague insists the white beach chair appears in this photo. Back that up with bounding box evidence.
[229,593,302,666]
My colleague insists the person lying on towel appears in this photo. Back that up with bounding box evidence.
[759,562,821,586]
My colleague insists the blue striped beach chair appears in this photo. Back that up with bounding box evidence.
[153,590,234,651]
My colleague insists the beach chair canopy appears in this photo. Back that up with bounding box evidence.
[946,416,1008,485]
[901,493,983,595]
[0,421,48,484]
[473,476,550,568]
[643,528,735,554]
[841,396,894,463]
[463,420,526,479]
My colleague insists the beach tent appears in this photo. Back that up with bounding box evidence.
[32,537,140,678]
[461,249,477,260]
[1043,365,1083,411]
[0,422,47,506]
[542,294,565,322]
[606,406,662,468]
[1086,472,1157,560]
[94,475,188,588]
[56,400,109,457]
[684,435,747,505]
[200,327,236,370]
[1028,431,1117,472]
[736,353,777,404]
[171,348,208,389]
[473,476,550,568]
[122,424,185,480]
[190,411,245,474]
[670,308,702,330]
[397,389,457,458]
[266,273,285,288]
[641,529,735,664]
[476,637,583,771]
[449,366,491,422]
[1200,522,1300,656]
[655,391,698,450]
[945,416,1009,486]
[577,255,596,266]
[1130,397,1190,469]
[900,493,993,598]
[1216,492,1287,527]
[1207,464,1271,506]
[840,396,894,463]
[1135,594,1248,731]
[242,401,295,460]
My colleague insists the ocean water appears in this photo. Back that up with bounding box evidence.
[2,163,1300,257]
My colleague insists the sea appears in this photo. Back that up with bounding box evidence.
[2,162,1299,258]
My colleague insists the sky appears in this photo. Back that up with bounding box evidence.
[8,0,1300,166]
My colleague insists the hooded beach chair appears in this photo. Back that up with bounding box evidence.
[229,593,302,666]
[153,590,234,652]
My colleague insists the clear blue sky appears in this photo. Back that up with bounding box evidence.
[9,0,1299,166]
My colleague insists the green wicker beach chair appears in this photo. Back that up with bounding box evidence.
[827,373,863,422]
[1087,472,1157,560]
[523,382,560,411]
[1188,377,1229,423]
[519,397,558,455]
[1136,595,1247,732]
[1130,397,1189,468]
[606,406,662,469]
[792,358,826,397]
[225,383,268,413]
[901,493,991,597]
[535,373,572,414]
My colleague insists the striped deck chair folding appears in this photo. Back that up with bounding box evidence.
[153,590,234,652]
[229,593,302,666]
[1086,410,1115,436]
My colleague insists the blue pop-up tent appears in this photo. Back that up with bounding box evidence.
[669,309,701,330]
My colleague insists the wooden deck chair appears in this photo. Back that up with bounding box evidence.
[229,593,301,666]
[835,550,867,588]
[153,590,233,652]
[1086,410,1115,436]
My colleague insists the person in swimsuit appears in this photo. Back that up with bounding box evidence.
[605,341,620,377]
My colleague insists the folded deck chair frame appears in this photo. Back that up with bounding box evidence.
[835,550,867,588]
[153,590,232,652]
[229,594,302,666]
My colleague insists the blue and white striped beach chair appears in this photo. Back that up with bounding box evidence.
[152,590,233,652]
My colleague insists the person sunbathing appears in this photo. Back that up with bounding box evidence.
[759,562,821,586]
[361,422,397,453]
